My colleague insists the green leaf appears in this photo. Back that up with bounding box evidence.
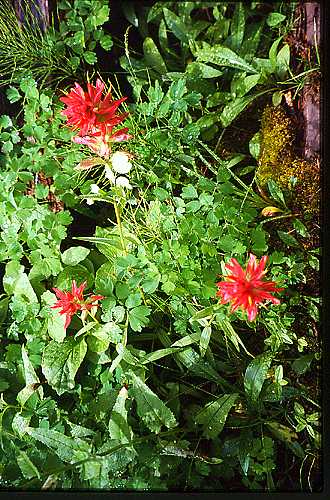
[55,264,94,290]
[195,394,238,438]
[292,219,309,237]
[100,34,113,51]
[42,336,87,395]
[276,44,290,78]
[0,115,13,129]
[26,427,90,463]
[17,451,40,479]
[143,37,167,74]
[267,179,287,207]
[109,387,132,443]
[61,246,90,266]
[140,347,180,364]
[169,78,187,100]
[181,184,198,199]
[292,354,314,375]
[128,305,151,332]
[277,230,300,248]
[244,352,273,402]
[6,86,21,103]
[200,326,212,357]
[249,131,261,159]
[17,345,43,405]
[84,51,97,65]
[3,261,38,303]
[163,7,189,44]
[272,91,283,106]
[267,12,286,27]
[129,372,177,434]
[195,43,258,73]
[41,291,66,343]
[220,94,258,127]
[229,3,245,51]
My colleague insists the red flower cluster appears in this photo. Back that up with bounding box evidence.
[51,280,104,330]
[216,254,283,321]
[60,79,132,157]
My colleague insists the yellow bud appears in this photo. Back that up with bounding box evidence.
[261,206,283,217]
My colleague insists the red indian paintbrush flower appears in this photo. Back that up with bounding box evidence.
[73,125,133,158]
[51,280,104,330]
[60,79,128,136]
[216,254,283,321]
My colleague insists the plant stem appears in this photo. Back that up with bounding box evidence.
[114,199,127,255]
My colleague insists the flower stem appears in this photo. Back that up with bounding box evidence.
[114,199,127,255]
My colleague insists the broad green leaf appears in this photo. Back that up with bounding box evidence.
[267,179,287,207]
[277,230,300,248]
[267,12,286,27]
[0,115,13,129]
[292,218,309,237]
[55,264,94,291]
[61,246,90,266]
[276,44,290,78]
[187,61,223,78]
[268,36,283,70]
[163,7,189,44]
[86,325,110,353]
[195,43,258,73]
[244,352,273,402]
[143,37,167,75]
[42,336,87,395]
[292,354,314,375]
[272,90,283,106]
[109,387,132,443]
[3,261,38,303]
[41,291,66,343]
[266,422,298,443]
[129,372,177,434]
[195,394,238,438]
[17,346,43,405]
[26,427,90,463]
[220,94,258,127]
[16,451,40,479]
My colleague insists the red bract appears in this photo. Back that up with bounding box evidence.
[216,254,283,321]
[51,280,104,330]
[60,79,128,136]
[73,125,133,159]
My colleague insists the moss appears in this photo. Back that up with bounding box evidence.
[256,105,320,215]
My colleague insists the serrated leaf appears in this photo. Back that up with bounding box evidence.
[129,372,177,434]
[195,394,238,438]
[128,305,151,332]
[244,352,273,402]
[61,246,90,266]
[6,86,21,103]
[42,337,87,395]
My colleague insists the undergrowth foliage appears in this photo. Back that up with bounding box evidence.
[0,0,321,492]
